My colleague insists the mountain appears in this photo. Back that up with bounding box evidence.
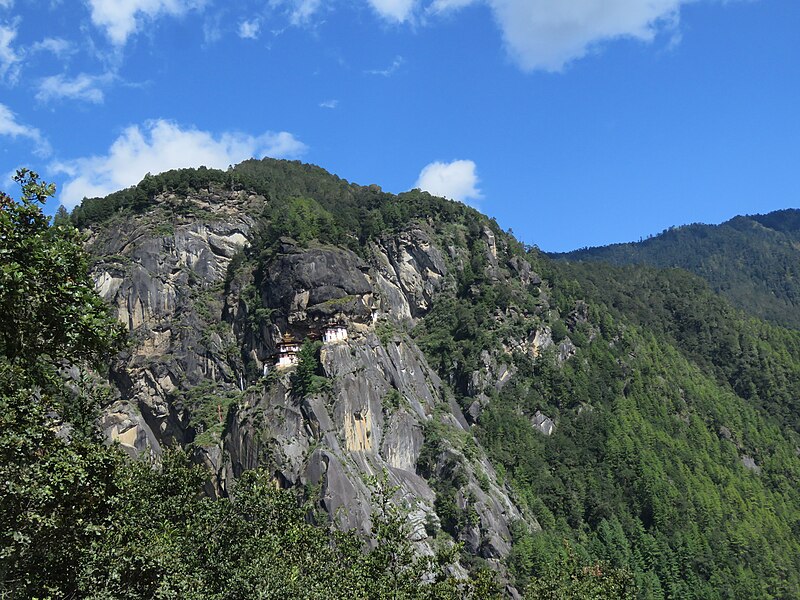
[8,159,800,597]
[554,209,800,328]
[81,160,533,585]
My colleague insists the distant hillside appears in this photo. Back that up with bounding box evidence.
[555,209,800,328]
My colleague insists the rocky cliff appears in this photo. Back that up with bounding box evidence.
[82,173,561,576]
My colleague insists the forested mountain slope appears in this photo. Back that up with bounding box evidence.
[6,160,800,598]
[80,161,800,597]
[555,209,800,329]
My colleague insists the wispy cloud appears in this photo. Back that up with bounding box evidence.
[428,0,474,14]
[415,159,481,204]
[0,103,51,156]
[53,119,308,208]
[36,72,115,105]
[30,37,76,58]
[0,21,21,83]
[319,99,338,109]
[238,18,261,39]
[202,13,224,45]
[366,55,404,76]
[290,0,323,24]
[86,0,207,46]
[367,0,417,23]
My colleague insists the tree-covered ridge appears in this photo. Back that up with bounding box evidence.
[551,261,800,432]
[408,218,800,596]
[70,158,488,255]
[554,209,800,328]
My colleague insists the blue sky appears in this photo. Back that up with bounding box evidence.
[0,0,798,252]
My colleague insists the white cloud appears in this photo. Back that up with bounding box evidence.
[0,22,20,82]
[415,159,481,203]
[430,0,688,71]
[0,104,35,138]
[489,0,684,72]
[258,0,694,71]
[0,103,51,156]
[31,37,76,58]
[367,0,417,22]
[53,119,308,208]
[202,14,223,44]
[36,73,113,104]
[0,0,13,9]
[319,99,338,109]
[86,0,207,46]
[290,0,322,24]
[238,18,261,39]
[2,169,18,192]
[428,0,474,13]
[366,55,404,76]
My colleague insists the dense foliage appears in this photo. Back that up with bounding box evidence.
[552,261,800,432]
[0,169,121,368]
[556,211,800,328]
[1,171,125,595]
[73,454,500,600]
[413,223,800,597]
[69,159,488,257]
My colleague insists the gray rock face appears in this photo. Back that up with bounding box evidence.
[263,246,375,326]
[86,191,534,576]
[219,331,527,562]
[99,401,162,458]
[88,190,258,446]
[741,455,761,473]
[557,338,577,363]
[531,327,554,357]
[371,229,446,318]
[509,255,541,287]
[531,410,556,436]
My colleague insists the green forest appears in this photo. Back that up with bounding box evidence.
[4,160,800,598]
[556,212,800,329]
[412,228,800,597]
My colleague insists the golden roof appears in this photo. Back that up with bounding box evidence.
[280,332,298,345]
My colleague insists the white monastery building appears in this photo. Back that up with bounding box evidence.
[276,332,301,368]
[323,322,348,344]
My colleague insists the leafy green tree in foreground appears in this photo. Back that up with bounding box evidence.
[0,169,120,369]
[77,459,501,599]
[0,170,124,597]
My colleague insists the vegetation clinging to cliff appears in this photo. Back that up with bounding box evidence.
[70,158,494,251]
[408,201,800,596]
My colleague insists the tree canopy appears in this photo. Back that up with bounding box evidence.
[0,169,121,370]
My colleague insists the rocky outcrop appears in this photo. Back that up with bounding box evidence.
[88,190,259,446]
[370,229,447,319]
[85,191,535,579]
[99,400,161,458]
[213,329,528,563]
[531,410,556,436]
[263,244,375,324]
